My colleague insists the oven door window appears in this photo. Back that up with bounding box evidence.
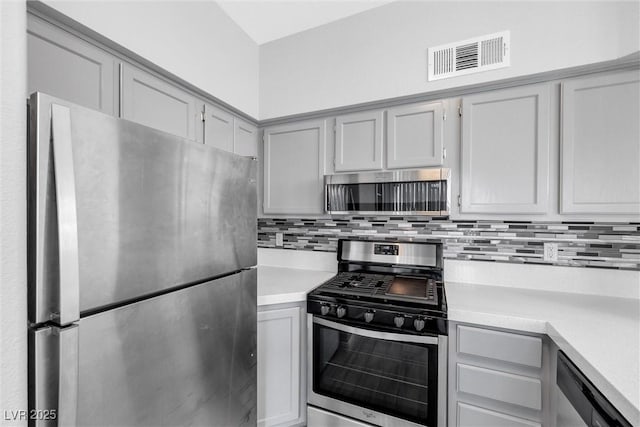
[313,321,438,426]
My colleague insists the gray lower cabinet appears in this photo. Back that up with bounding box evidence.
[460,84,550,214]
[457,402,541,427]
[386,102,445,169]
[121,63,198,140]
[449,322,551,427]
[27,14,117,115]
[561,70,640,216]
[334,110,384,172]
[263,120,326,214]
[258,302,306,427]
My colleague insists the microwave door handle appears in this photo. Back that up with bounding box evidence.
[330,185,336,212]
[324,185,329,213]
[348,187,356,211]
[392,184,396,212]
[313,316,439,345]
[412,182,417,212]
[410,183,414,212]
[51,104,80,326]
[413,183,416,211]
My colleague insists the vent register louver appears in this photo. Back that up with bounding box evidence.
[428,31,510,81]
[325,169,451,216]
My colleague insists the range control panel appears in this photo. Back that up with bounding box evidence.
[374,244,399,256]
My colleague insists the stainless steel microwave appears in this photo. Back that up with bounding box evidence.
[325,168,450,216]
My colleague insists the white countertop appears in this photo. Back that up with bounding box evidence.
[257,266,335,306]
[445,260,640,426]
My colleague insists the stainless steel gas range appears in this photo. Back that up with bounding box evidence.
[306,239,447,427]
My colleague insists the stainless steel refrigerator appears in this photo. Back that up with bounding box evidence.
[27,92,257,426]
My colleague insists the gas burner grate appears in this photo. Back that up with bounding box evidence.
[321,272,394,296]
[319,272,439,306]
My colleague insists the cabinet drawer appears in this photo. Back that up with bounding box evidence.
[458,325,542,368]
[457,402,541,427]
[457,364,542,410]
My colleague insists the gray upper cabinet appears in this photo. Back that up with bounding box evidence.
[27,14,117,115]
[386,102,444,169]
[263,120,326,214]
[203,103,234,152]
[561,71,640,215]
[203,105,258,157]
[234,119,258,157]
[334,111,384,172]
[121,64,197,140]
[460,84,550,214]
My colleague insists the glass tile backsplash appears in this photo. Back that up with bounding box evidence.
[257,217,640,271]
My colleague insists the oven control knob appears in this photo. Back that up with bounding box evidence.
[320,304,330,316]
[414,318,426,332]
[364,311,374,323]
[336,306,347,318]
[393,316,405,328]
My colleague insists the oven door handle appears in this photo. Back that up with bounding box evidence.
[313,316,440,345]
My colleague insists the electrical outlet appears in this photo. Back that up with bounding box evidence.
[543,242,558,262]
[275,232,283,247]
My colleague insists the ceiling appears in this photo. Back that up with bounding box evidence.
[216,0,396,45]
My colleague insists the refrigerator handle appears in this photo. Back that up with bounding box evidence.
[51,104,80,325]
[31,325,79,427]
[56,325,79,426]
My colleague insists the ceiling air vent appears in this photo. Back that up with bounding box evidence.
[428,31,510,81]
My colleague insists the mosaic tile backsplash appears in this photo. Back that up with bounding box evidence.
[258,217,640,270]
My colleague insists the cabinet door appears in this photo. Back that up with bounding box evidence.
[460,85,550,214]
[203,103,234,152]
[386,102,444,169]
[235,119,258,157]
[258,306,302,427]
[334,111,383,172]
[27,14,117,115]
[561,71,640,215]
[121,64,197,140]
[264,120,326,214]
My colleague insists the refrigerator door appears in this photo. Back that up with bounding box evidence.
[30,269,257,426]
[29,92,257,325]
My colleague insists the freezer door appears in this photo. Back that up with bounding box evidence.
[30,269,257,426]
[28,92,257,324]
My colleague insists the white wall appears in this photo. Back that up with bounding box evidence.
[0,0,28,424]
[45,0,260,118]
[259,1,640,119]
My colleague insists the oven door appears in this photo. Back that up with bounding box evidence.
[307,315,447,427]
